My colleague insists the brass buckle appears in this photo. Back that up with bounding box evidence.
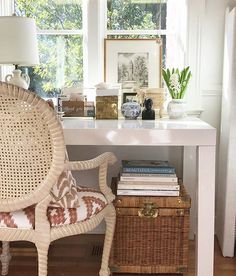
[138,202,158,218]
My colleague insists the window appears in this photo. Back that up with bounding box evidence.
[106,0,167,66]
[15,0,83,98]
[11,0,187,98]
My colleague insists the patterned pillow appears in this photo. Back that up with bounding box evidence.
[50,151,79,208]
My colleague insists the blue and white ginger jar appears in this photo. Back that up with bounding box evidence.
[121,101,141,119]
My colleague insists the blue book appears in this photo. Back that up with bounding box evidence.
[121,160,175,174]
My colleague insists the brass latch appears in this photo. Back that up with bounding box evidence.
[138,202,158,218]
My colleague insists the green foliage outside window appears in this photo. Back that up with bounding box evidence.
[107,0,166,30]
[16,0,82,30]
[15,0,83,97]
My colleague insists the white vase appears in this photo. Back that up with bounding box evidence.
[5,69,30,89]
[167,99,186,119]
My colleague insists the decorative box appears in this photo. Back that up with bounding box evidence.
[62,100,84,117]
[110,178,191,274]
[96,96,118,119]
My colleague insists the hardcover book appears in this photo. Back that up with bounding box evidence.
[121,173,177,177]
[117,181,180,191]
[120,175,178,182]
[117,189,180,196]
[121,160,175,174]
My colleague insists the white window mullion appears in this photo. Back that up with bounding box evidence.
[37,30,83,35]
[99,0,107,83]
[106,29,166,36]
[166,0,187,69]
[84,0,105,87]
[0,0,14,16]
[82,0,88,86]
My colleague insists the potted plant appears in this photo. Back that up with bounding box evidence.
[162,67,192,119]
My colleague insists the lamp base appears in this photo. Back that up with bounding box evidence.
[5,69,30,89]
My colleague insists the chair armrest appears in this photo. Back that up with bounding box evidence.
[64,152,117,203]
[64,152,117,171]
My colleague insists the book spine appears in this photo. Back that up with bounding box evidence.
[120,176,178,182]
[122,167,175,174]
[117,189,179,196]
[117,183,180,190]
[122,173,176,177]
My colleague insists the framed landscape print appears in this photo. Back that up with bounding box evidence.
[104,38,162,88]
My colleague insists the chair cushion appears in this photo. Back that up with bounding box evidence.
[0,186,107,229]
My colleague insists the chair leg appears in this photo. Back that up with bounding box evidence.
[0,242,11,276]
[36,243,50,276]
[99,204,116,276]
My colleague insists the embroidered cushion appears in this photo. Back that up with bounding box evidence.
[0,186,107,229]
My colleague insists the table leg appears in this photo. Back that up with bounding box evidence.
[183,146,197,240]
[196,145,216,276]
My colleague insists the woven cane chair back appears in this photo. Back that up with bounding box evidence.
[0,82,65,212]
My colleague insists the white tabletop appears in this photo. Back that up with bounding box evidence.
[62,117,216,146]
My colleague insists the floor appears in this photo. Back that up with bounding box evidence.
[3,234,236,276]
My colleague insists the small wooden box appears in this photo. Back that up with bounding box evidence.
[110,178,191,274]
[96,96,118,119]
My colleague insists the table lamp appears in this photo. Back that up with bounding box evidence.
[0,15,39,89]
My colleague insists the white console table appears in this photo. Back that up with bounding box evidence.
[62,117,216,276]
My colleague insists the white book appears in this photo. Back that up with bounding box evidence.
[117,182,180,190]
[121,173,177,177]
[117,189,180,196]
[96,89,119,96]
[120,175,178,182]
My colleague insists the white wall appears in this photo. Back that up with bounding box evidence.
[198,0,236,128]
[197,0,236,247]
[200,0,228,129]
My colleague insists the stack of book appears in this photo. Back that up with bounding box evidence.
[117,160,179,196]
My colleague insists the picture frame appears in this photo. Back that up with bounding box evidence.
[123,92,138,104]
[104,38,162,88]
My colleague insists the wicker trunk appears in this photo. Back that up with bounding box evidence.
[110,178,191,274]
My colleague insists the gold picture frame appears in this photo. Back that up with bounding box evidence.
[104,38,162,88]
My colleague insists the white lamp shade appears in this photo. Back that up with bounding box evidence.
[0,16,39,66]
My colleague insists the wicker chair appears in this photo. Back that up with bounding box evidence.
[0,82,117,276]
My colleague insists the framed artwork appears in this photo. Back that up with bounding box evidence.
[104,38,162,88]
